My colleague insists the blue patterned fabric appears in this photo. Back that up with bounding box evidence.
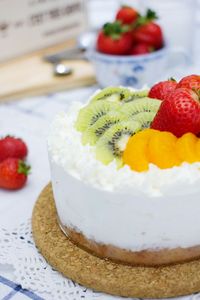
[0,276,44,300]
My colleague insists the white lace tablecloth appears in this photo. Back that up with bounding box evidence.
[1,25,200,298]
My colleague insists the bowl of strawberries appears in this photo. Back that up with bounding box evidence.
[88,5,167,88]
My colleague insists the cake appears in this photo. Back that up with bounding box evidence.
[48,76,200,267]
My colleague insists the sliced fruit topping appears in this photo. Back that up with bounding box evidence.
[124,89,149,102]
[148,79,177,101]
[95,120,141,165]
[82,111,127,145]
[120,97,161,117]
[148,131,181,169]
[75,76,200,171]
[132,111,156,129]
[123,129,157,172]
[175,133,198,163]
[196,139,200,160]
[91,87,132,103]
[176,74,200,92]
[151,88,200,137]
[75,100,119,132]
[123,129,200,172]
[90,87,149,104]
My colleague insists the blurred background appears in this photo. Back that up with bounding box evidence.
[0,0,200,101]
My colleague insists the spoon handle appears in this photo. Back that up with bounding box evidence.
[43,48,85,63]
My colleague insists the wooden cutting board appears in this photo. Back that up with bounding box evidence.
[0,42,96,102]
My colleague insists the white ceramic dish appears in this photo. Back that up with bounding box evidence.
[87,47,168,88]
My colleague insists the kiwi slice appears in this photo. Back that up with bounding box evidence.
[82,111,127,146]
[123,90,149,103]
[75,100,120,132]
[96,120,141,166]
[90,87,132,103]
[132,111,156,129]
[120,97,161,118]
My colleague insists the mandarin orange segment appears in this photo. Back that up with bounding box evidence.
[123,129,157,172]
[175,133,198,163]
[123,128,200,172]
[196,139,200,160]
[148,131,181,169]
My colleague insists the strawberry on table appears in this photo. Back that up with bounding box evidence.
[130,43,152,55]
[96,21,133,55]
[176,74,200,91]
[0,136,28,162]
[116,6,139,25]
[132,9,164,49]
[148,79,177,101]
[151,88,200,137]
[0,158,30,190]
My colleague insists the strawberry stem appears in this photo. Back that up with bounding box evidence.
[5,135,14,138]
[169,77,177,82]
[149,46,155,52]
[103,21,130,39]
[18,160,31,176]
[193,88,200,99]
[146,9,158,21]
[121,5,131,8]
[134,8,158,28]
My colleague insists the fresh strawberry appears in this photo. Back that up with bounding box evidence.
[176,74,200,92]
[0,136,28,162]
[116,6,139,25]
[96,22,133,55]
[151,88,200,137]
[148,79,177,101]
[0,158,30,190]
[130,43,152,55]
[132,10,163,49]
[133,22,163,49]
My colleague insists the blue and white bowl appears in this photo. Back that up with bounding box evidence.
[87,46,169,88]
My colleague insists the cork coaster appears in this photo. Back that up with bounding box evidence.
[32,183,200,299]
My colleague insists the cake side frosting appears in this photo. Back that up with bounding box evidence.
[48,101,200,251]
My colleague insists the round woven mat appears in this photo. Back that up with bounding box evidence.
[32,184,200,298]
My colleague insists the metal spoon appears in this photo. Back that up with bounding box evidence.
[53,64,73,76]
[44,30,96,76]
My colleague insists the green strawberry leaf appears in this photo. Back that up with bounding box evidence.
[168,77,177,82]
[18,160,31,176]
[192,88,200,100]
[121,5,132,9]
[134,8,158,28]
[103,21,130,39]
[146,9,158,21]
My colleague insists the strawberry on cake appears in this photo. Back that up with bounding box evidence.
[48,74,200,267]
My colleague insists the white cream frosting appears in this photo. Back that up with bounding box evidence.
[48,100,200,251]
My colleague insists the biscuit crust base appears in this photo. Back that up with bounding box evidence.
[59,221,200,267]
